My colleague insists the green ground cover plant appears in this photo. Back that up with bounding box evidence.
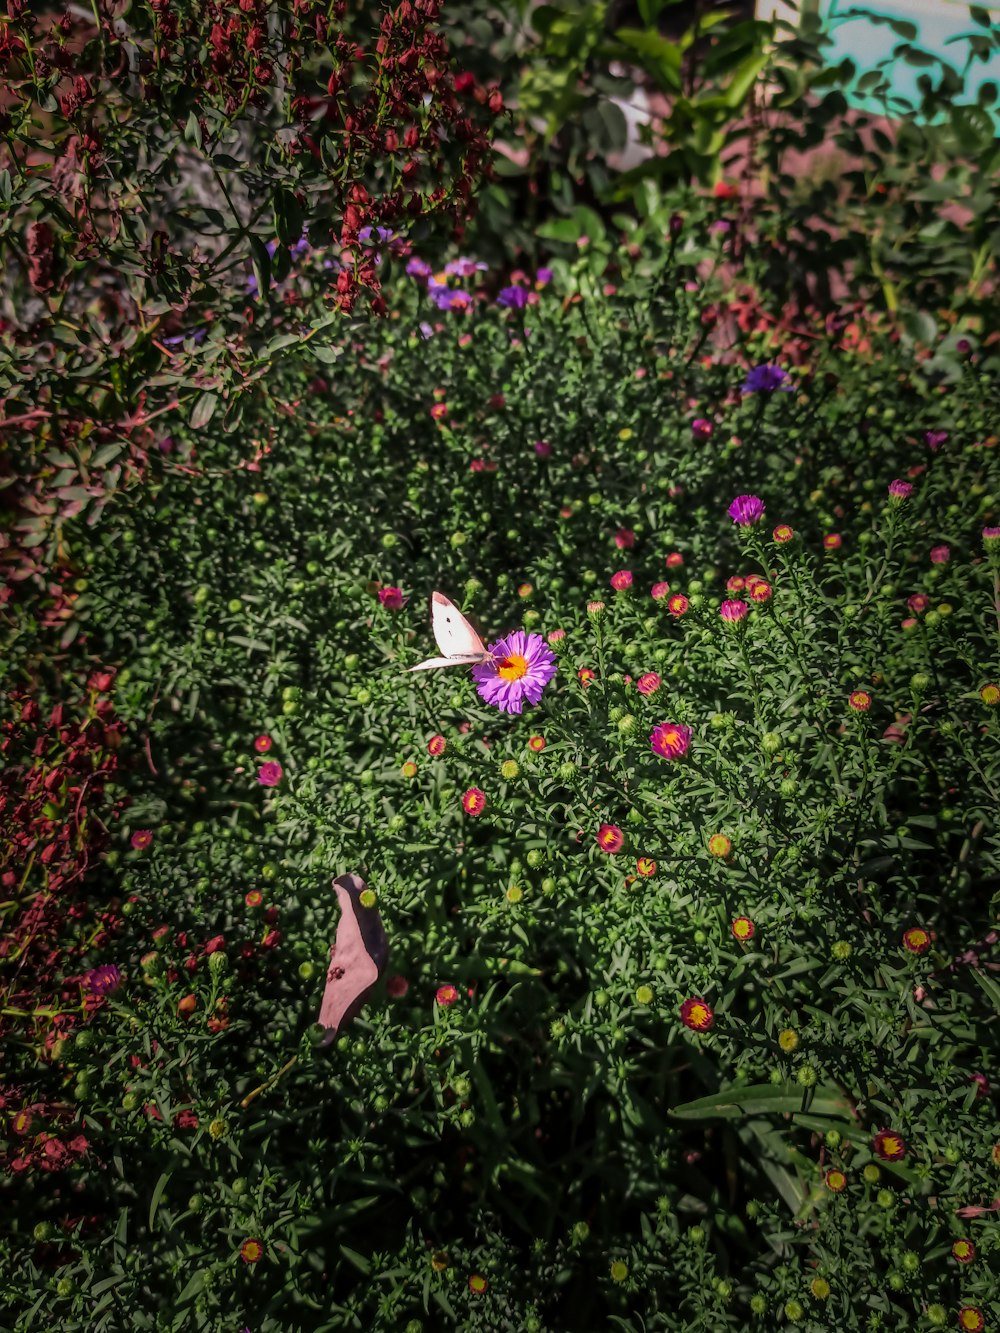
[3,204,1000,1330]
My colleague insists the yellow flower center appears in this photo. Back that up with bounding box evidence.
[689,1003,709,1027]
[882,1136,901,1156]
[498,653,529,682]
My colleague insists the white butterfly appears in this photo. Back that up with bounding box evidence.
[405,591,494,672]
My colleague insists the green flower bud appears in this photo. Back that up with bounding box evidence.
[784,1300,803,1322]
[750,1294,767,1316]
[208,950,228,975]
[500,759,520,780]
[761,732,782,755]
[208,1119,228,1140]
[876,1189,894,1209]
[796,1065,818,1087]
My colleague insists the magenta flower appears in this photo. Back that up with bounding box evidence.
[728,495,766,527]
[614,528,636,550]
[650,722,692,760]
[597,823,624,854]
[610,570,633,592]
[720,599,749,623]
[84,964,122,996]
[472,630,556,715]
[983,526,1000,546]
[929,545,950,564]
[534,440,552,458]
[924,429,948,450]
[650,582,671,601]
[258,761,283,787]
[130,830,153,851]
[377,587,406,610]
[691,418,713,440]
[741,364,792,394]
[636,672,661,695]
[888,479,913,499]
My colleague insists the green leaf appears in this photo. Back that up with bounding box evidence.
[149,1172,170,1231]
[312,344,342,365]
[611,27,683,92]
[970,967,1000,1013]
[189,390,218,430]
[670,1082,855,1121]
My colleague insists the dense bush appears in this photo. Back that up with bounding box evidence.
[3,204,999,1329]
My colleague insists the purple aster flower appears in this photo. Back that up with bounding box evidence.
[445,257,488,277]
[728,494,766,526]
[407,257,432,279]
[497,285,529,310]
[535,267,553,286]
[419,321,435,340]
[265,239,279,258]
[472,630,557,715]
[741,364,793,394]
[85,964,122,996]
[924,429,948,450]
[430,287,470,311]
[162,327,207,349]
[358,225,395,246]
[888,479,913,499]
[290,233,310,259]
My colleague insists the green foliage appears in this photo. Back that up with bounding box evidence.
[2,217,999,1331]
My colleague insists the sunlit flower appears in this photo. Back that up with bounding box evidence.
[651,722,691,759]
[666,552,685,568]
[254,735,272,753]
[823,533,842,551]
[708,833,732,858]
[84,964,122,996]
[888,479,913,500]
[728,494,765,526]
[636,672,661,695]
[680,997,714,1032]
[472,630,557,715]
[240,1239,264,1264]
[130,830,154,850]
[720,599,749,623]
[980,683,1000,706]
[610,570,633,591]
[468,1274,488,1295]
[258,761,283,787]
[636,857,656,878]
[824,1168,847,1193]
[667,594,689,617]
[401,760,417,778]
[952,1239,976,1264]
[497,285,528,309]
[461,787,487,816]
[872,1129,906,1161]
[747,580,772,602]
[731,917,755,942]
[378,586,406,610]
[848,690,871,712]
[902,926,932,954]
[773,524,794,543]
[245,889,263,908]
[547,628,565,644]
[578,667,595,687]
[726,575,745,592]
[528,735,546,751]
[650,581,671,600]
[597,823,624,853]
[428,734,447,756]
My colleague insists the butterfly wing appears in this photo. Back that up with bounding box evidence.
[317,873,389,1046]
[430,592,488,658]
[406,654,490,672]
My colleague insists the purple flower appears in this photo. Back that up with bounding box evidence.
[728,494,766,526]
[418,321,434,340]
[445,257,488,277]
[535,267,553,286]
[741,364,793,394]
[290,233,310,259]
[358,225,395,246]
[888,479,913,499]
[691,418,713,441]
[406,257,433,279]
[497,285,529,310]
[162,328,207,349]
[85,964,122,996]
[430,287,470,311]
[472,630,557,715]
[924,429,949,450]
[265,239,279,258]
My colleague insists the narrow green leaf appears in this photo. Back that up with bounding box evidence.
[670,1082,854,1120]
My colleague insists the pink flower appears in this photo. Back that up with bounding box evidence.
[547,628,566,644]
[597,823,624,853]
[427,734,447,756]
[636,672,661,695]
[728,495,765,527]
[691,418,713,440]
[907,593,930,615]
[254,735,272,753]
[610,570,633,592]
[436,983,460,1006]
[377,586,406,610]
[386,974,409,998]
[720,600,748,623]
[665,552,685,569]
[534,440,552,457]
[650,722,692,760]
[887,479,913,499]
[258,761,283,787]
[929,545,950,564]
[131,830,154,851]
[650,581,670,600]
[614,528,636,550]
